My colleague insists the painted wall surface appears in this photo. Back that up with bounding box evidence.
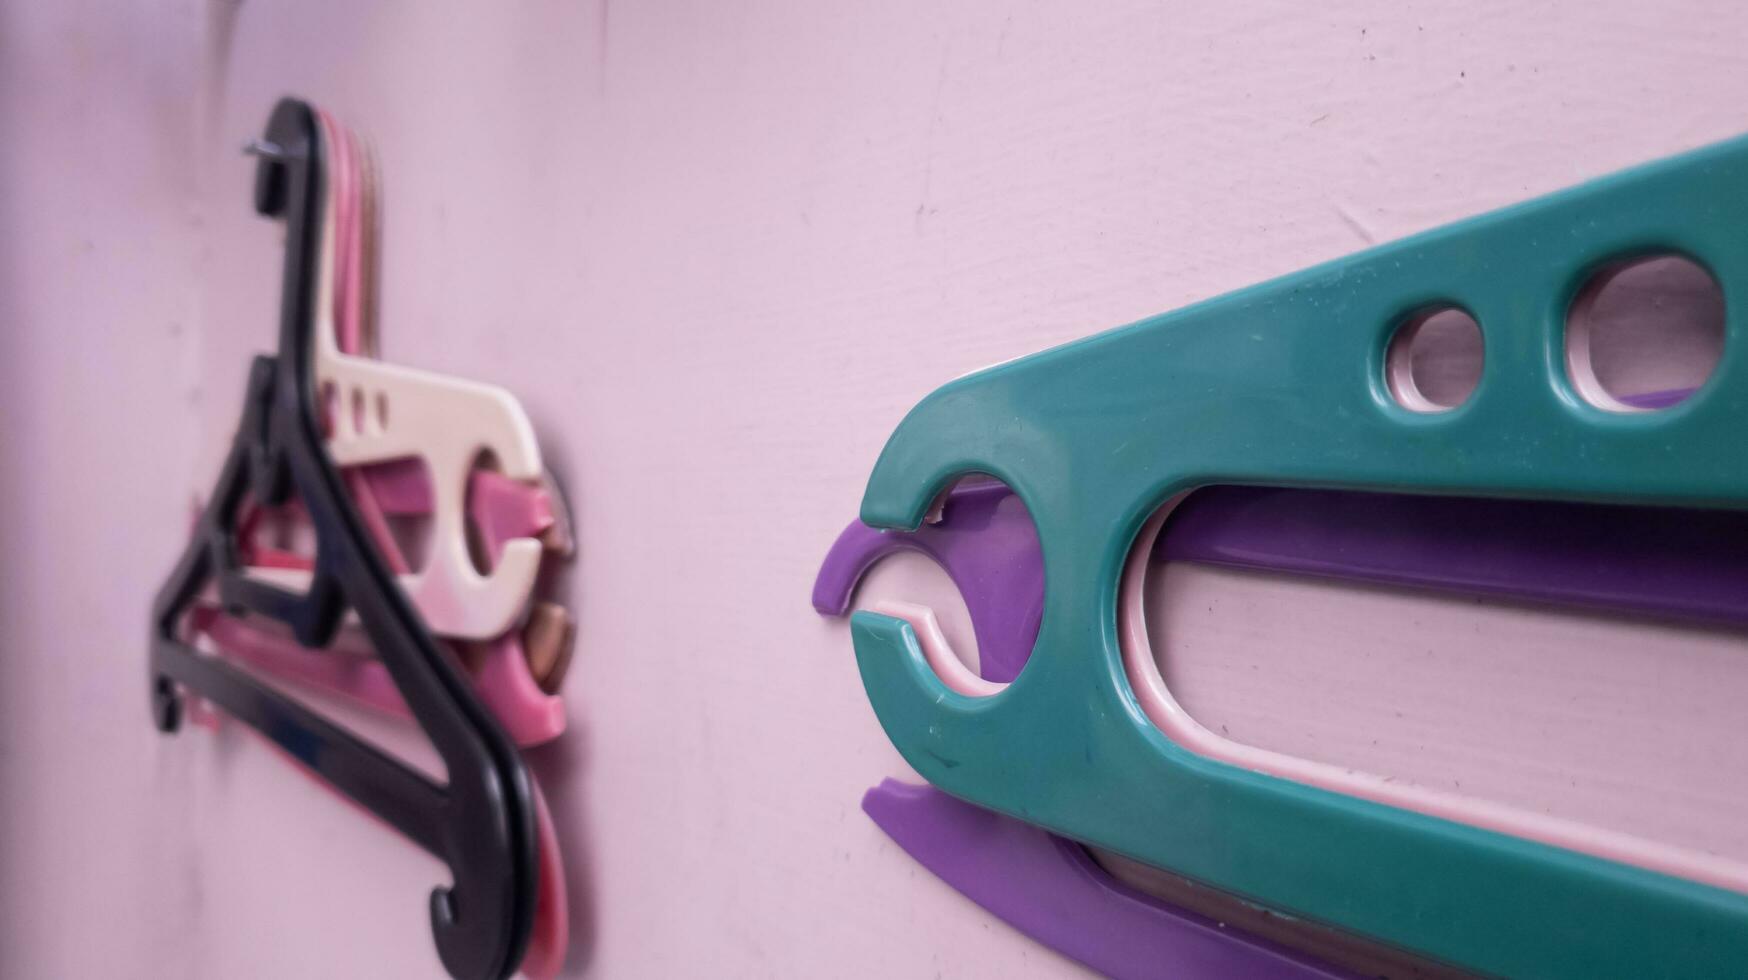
[3,1,1747,976]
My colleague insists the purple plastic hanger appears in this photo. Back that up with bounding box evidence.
[1158,483,1748,627]
[863,779,1361,979]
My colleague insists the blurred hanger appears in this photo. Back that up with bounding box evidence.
[237,112,547,642]
[202,107,573,975]
[150,98,537,980]
[212,110,573,743]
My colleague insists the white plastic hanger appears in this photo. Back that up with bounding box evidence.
[245,116,545,641]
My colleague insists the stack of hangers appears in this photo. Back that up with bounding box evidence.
[152,99,569,980]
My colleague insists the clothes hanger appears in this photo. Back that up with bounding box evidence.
[822,429,1748,965]
[197,107,573,976]
[208,109,573,744]
[823,463,1748,968]
[236,114,548,643]
[150,98,537,980]
[837,134,1748,978]
[818,469,1748,895]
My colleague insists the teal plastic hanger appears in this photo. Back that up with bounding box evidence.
[850,136,1748,978]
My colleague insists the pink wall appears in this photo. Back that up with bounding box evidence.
[4,1,1747,975]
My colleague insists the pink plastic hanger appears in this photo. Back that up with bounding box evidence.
[322,112,574,703]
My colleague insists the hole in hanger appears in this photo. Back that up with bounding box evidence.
[1565,254,1723,411]
[1123,485,1748,894]
[1384,306,1483,412]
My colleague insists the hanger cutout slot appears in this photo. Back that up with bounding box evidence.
[1565,254,1723,411]
[1384,306,1484,412]
[1125,485,1748,894]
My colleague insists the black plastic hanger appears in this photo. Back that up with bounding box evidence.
[148,97,537,980]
